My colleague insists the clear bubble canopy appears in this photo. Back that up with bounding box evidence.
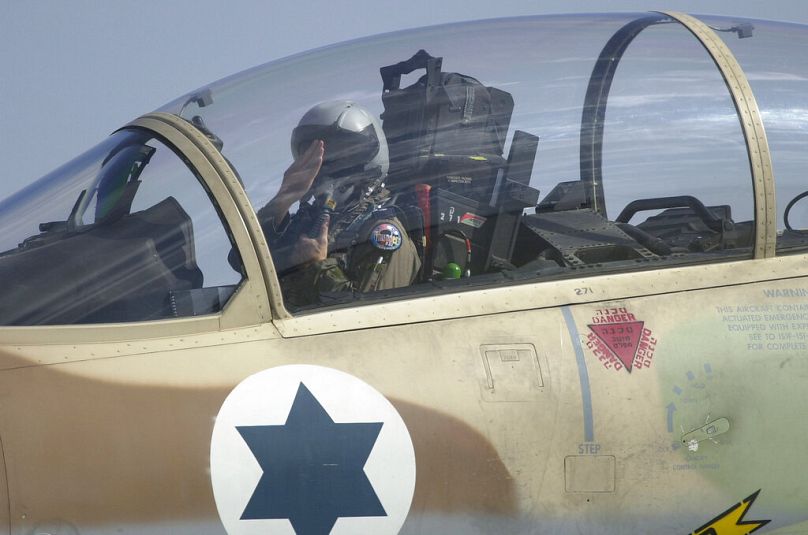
[5,12,808,323]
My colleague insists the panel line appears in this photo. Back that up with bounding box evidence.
[562,306,595,443]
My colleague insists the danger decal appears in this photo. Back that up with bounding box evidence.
[586,307,657,373]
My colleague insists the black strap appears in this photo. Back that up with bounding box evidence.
[380,49,443,92]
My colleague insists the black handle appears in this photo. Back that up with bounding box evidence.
[616,195,724,232]
[380,49,442,92]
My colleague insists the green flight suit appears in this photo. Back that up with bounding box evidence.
[263,198,421,310]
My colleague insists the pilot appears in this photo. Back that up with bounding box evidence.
[258,100,421,308]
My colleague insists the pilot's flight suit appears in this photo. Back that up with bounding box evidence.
[261,189,421,309]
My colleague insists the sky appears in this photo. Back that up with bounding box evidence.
[2,0,808,201]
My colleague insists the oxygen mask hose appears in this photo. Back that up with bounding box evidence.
[308,182,337,238]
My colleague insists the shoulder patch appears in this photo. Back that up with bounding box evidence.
[370,222,403,251]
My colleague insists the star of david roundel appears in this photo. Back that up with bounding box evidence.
[211,365,416,535]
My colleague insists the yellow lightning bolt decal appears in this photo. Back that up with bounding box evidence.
[691,490,770,535]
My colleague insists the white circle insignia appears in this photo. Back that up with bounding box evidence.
[210,365,416,534]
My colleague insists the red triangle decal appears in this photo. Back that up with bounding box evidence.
[588,321,645,372]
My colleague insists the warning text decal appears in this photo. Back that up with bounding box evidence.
[586,307,657,373]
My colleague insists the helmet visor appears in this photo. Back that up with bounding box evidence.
[292,123,380,176]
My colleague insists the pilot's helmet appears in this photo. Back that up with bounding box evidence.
[291,100,389,184]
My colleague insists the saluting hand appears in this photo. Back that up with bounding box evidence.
[279,140,324,200]
[260,140,325,223]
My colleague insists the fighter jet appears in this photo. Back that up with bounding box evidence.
[0,10,805,534]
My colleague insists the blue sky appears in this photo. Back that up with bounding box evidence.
[3,0,808,200]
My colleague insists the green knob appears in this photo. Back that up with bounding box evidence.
[443,262,462,280]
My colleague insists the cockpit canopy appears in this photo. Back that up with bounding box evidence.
[4,12,808,324]
[162,12,766,222]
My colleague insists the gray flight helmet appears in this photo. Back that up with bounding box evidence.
[291,100,389,183]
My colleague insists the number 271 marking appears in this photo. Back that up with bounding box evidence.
[575,287,594,296]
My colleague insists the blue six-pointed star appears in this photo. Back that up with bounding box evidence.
[236,382,386,534]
